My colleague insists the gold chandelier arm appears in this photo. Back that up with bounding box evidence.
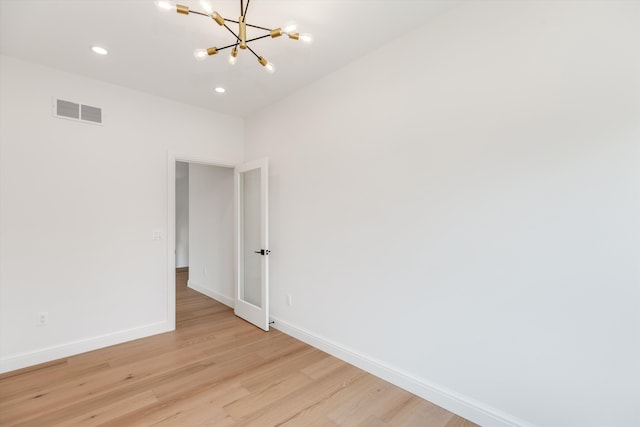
[246,34,271,43]
[174,3,225,23]
[210,35,272,57]
[222,23,241,43]
[223,18,272,32]
[245,22,271,31]
[176,4,189,14]
[214,43,238,52]
[220,24,269,48]
[245,44,262,60]
[175,4,205,17]
[243,0,251,20]
[239,17,247,49]
[211,12,225,26]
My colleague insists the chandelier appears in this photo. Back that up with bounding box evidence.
[156,0,312,73]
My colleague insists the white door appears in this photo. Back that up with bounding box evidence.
[234,158,269,331]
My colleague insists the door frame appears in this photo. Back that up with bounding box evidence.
[166,152,236,330]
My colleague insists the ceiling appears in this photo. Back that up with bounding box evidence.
[0,0,457,117]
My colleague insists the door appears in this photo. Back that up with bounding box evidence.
[234,158,269,331]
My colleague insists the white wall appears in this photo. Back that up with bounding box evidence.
[0,55,243,372]
[187,164,234,307]
[245,2,640,427]
[175,161,189,268]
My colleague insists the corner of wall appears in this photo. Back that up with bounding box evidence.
[187,279,235,309]
[270,316,534,427]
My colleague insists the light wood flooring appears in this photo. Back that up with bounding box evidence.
[0,270,479,426]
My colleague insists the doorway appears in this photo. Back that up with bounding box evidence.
[168,155,270,331]
[168,156,235,330]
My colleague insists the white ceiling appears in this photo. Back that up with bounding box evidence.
[0,0,457,117]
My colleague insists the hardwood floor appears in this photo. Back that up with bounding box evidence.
[0,271,479,426]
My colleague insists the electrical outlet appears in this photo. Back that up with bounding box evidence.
[286,294,293,306]
[38,312,49,326]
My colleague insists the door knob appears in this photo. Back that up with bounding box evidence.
[253,249,271,255]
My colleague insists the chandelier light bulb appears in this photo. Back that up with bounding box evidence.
[194,49,208,61]
[258,56,275,73]
[282,23,297,34]
[155,0,174,11]
[265,62,275,74]
[299,33,313,43]
[229,47,238,65]
[194,46,218,60]
[199,0,213,15]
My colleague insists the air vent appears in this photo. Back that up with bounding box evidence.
[56,99,80,120]
[54,98,103,125]
[81,104,102,123]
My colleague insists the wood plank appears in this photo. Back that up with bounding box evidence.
[445,415,483,427]
[241,364,366,427]
[328,377,412,426]
[385,396,455,427]
[100,381,249,426]
[54,390,158,426]
[358,415,393,427]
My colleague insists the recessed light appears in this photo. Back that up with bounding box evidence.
[214,87,226,94]
[91,46,108,55]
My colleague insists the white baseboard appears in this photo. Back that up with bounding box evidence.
[0,320,172,374]
[270,316,534,427]
[188,280,234,308]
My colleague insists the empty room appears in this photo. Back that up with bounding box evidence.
[0,1,638,426]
